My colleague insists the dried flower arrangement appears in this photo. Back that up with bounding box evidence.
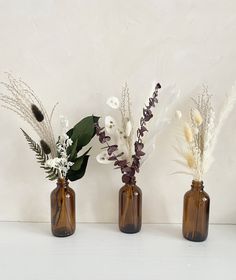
[174,85,236,181]
[95,83,161,185]
[0,73,98,182]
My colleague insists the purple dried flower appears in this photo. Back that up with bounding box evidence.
[107,145,118,155]
[143,108,153,121]
[99,131,111,143]
[115,160,127,167]
[95,82,161,185]
[108,155,117,161]
[138,126,148,137]
[135,150,145,157]
[135,142,144,152]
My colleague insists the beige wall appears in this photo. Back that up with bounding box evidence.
[0,0,235,223]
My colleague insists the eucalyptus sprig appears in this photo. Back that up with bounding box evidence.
[95,83,161,184]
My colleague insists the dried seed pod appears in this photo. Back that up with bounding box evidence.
[40,140,51,154]
[31,104,44,122]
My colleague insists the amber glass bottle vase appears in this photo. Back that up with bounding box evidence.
[50,178,76,237]
[182,180,210,242]
[119,184,142,234]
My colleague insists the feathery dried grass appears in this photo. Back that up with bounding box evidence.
[0,73,57,157]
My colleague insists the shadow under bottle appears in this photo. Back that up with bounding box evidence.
[119,184,142,234]
[183,180,210,242]
[50,178,76,237]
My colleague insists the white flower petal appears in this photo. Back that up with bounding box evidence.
[60,115,69,135]
[106,96,120,109]
[105,116,117,134]
[96,151,111,164]
[45,159,55,168]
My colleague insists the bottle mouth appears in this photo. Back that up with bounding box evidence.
[191,180,204,189]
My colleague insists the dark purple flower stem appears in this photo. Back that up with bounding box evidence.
[95,83,161,185]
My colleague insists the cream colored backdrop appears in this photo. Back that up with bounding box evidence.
[0,0,235,223]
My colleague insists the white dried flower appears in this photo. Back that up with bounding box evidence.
[175,110,182,120]
[45,158,58,168]
[60,115,69,135]
[105,116,117,134]
[54,133,73,177]
[67,138,73,146]
[96,151,111,164]
[106,97,120,109]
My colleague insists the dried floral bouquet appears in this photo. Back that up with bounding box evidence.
[174,85,236,241]
[0,73,98,237]
[95,83,161,233]
[174,85,236,181]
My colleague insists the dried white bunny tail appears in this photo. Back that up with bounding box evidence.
[192,108,203,126]
[184,122,193,143]
[185,151,195,169]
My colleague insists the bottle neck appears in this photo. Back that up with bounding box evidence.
[191,180,204,191]
[57,177,69,188]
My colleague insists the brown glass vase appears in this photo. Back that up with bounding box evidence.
[182,180,210,242]
[119,184,142,234]
[50,178,76,237]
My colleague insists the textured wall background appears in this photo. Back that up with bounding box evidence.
[0,0,235,223]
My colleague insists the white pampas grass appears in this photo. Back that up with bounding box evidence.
[0,73,57,157]
[174,84,236,181]
[204,83,236,172]
[141,85,180,165]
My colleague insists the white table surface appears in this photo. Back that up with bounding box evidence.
[0,222,235,280]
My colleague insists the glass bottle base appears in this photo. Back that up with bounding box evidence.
[52,227,75,238]
[119,224,141,234]
[183,232,208,242]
